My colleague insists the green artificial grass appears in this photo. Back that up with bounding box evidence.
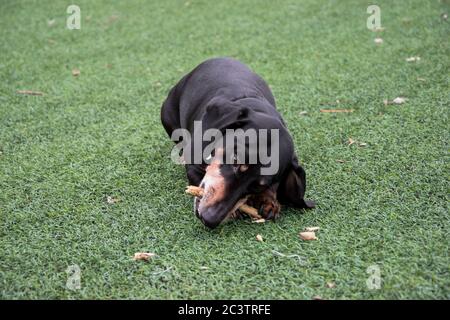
[0,0,449,299]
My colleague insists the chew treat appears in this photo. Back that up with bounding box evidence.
[185,185,204,197]
[185,186,262,219]
[238,204,261,219]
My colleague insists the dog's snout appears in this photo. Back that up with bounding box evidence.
[199,210,222,229]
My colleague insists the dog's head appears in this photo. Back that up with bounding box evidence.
[194,98,313,228]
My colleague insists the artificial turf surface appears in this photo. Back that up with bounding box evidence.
[0,0,449,299]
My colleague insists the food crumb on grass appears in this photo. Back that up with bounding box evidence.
[299,231,317,241]
[133,252,156,261]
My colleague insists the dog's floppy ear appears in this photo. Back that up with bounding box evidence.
[277,155,315,209]
[202,98,249,132]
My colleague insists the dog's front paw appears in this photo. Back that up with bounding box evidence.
[228,209,244,220]
[247,189,281,220]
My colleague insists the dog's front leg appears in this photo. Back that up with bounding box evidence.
[247,186,281,220]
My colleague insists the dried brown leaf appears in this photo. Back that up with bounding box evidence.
[392,97,407,104]
[72,68,80,77]
[320,109,354,113]
[256,234,264,242]
[252,218,266,224]
[374,37,383,45]
[348,138,356,146]
[359,142,367,147]
[133,252,156,261]
[406,56,420,62]
[108,15,119,24]
[299,231,317,241]
[17,90,44,96]
[106,196,119,204]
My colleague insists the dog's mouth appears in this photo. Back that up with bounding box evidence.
[222,196,249,221]
[194,196,201,218]
[194,193,248,228]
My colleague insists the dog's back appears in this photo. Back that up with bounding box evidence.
[161,57,277,135]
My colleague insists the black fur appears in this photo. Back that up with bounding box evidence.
[161,57,314,228]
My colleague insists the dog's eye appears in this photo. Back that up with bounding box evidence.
[239,164,249,172]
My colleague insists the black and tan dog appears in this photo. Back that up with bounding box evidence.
[161,57,314,228]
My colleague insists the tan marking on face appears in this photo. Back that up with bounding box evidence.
[198,158,226,212]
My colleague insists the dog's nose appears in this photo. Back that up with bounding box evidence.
[200,216,221,229]
[199,209,222,229]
